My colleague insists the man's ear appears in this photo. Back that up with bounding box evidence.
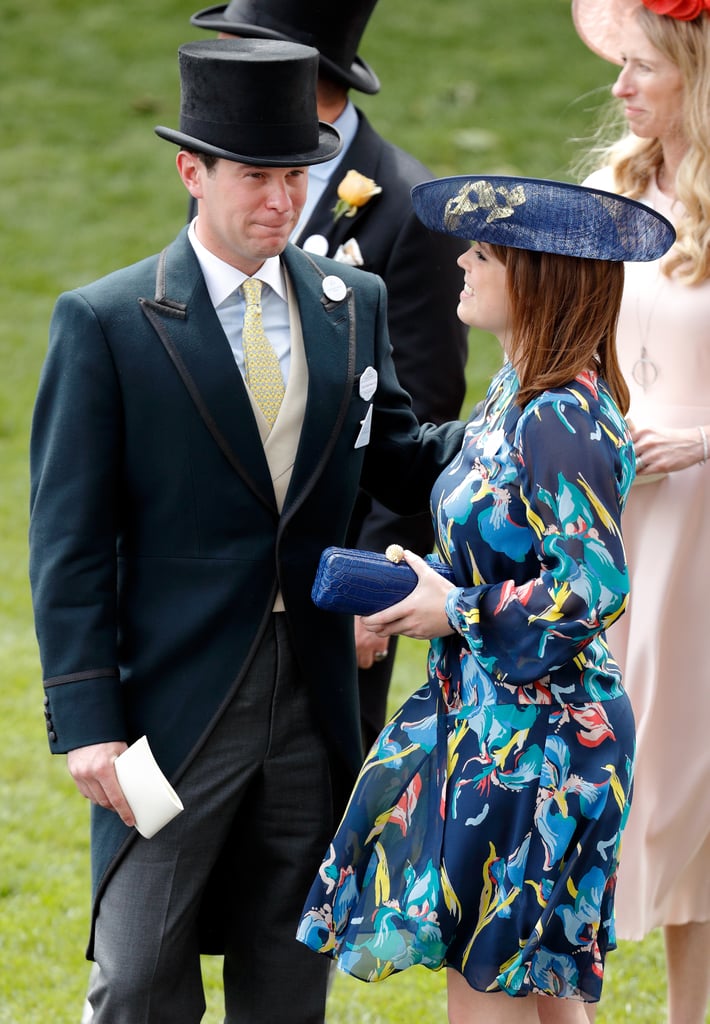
[175,149,203,199]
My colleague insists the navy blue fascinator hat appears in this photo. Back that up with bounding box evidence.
[411,175,675,262]
[155,38,342,166]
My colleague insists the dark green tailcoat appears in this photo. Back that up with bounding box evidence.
[29,229,463,951]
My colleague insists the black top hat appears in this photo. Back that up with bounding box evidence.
[155,39,342,166]
[411,175,676,262]
[190,0,381,94]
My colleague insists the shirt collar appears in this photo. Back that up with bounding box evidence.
[187,218,287,308]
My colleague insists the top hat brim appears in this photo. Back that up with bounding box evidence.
[154,121,342,167]
[411,175,676,262]
[190,4,381,93]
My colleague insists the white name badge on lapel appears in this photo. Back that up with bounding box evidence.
[354,405,373,449]
[302,234,329,257]
[359,366,378,401]
[322,275,347,303]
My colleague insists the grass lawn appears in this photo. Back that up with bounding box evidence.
[1,0,703,1020]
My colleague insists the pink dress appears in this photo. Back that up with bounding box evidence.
[586,168,710,939]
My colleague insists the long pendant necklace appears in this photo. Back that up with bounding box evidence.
[630,179,666,392]
[630,265,663,391]
[631,344,659,390]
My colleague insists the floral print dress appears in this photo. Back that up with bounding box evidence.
[297,362,636,1002]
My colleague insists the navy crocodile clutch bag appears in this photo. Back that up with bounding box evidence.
[311,546,456,616]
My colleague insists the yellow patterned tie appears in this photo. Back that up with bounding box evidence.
[241,277,285,428]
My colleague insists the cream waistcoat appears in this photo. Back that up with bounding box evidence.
[246,272,308,611]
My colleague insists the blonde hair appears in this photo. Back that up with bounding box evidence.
[580,8,710,284]
[488,243,629,414]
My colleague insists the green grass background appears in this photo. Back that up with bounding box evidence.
[0,0,700,1020]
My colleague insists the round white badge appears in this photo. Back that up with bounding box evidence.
[302,234,329,257]
[322,275,348,302]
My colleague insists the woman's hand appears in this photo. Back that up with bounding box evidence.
[632,423,708,476]
[361,550,456,642]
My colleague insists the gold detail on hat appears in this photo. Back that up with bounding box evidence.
[444,180,527,231]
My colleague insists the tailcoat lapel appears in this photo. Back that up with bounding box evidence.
[137,232,358,522]
[138,229,278,515]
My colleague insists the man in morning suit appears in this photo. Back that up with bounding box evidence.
[29,39,464,1024]
[190,0,469,749]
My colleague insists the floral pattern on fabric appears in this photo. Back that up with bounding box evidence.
[298,363,636,1001]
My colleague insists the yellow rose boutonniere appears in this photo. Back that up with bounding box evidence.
[332,169,382,221]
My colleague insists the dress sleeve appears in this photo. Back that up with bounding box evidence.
[444,392,629,684]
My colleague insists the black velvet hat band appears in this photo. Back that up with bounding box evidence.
[179,115,318,156]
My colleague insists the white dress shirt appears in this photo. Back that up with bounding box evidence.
[187,219,292,384]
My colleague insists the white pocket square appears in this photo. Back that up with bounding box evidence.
[334,238,364,267]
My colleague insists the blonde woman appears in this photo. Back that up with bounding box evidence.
[573,2,710,1021]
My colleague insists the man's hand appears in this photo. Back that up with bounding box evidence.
[67,741,135,827]
[354,614,389,669]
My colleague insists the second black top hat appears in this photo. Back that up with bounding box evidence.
[190,0,381,94]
